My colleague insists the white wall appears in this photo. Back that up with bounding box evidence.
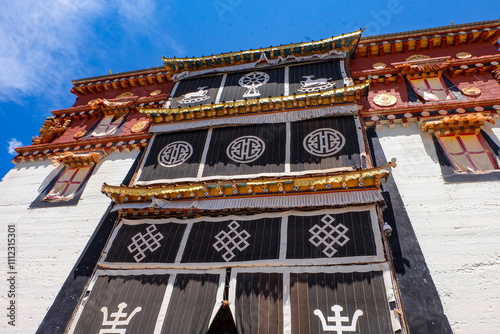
[377,123,500,334]
[0,151,139,334]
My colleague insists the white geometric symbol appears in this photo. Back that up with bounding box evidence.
[238,71,270,97]
[179,86,210,104]
[313,305,363,333]
[99,302,142,334]
[158,141,193,167]
[309,215,350,258]
[226,135,265,163]
[213,221,251,262]
[297,75,334,93]
[303,128,345,157]
[127,225,164,262]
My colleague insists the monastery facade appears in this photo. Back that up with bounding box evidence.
[1,19,499,334]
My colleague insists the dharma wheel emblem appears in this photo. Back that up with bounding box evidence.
[238,71,269,97]
[226,135,266,163]
[303,128,345,157]
[158,141,193,167]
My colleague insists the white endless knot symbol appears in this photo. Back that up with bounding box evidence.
[99,302,142,334]
[309,215,350,258]
[226,135,265,163]
[213,221,251,262]
[158,141,193,167]
[303,128,345,157]
[127,225,164,262]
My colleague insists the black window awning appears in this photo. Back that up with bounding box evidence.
[100,207,383,269]
[69,273,171,334]
[229,264,400,334]
[135,115,362,185]
[68,269,225,334]
[234,272,284,333]
[68,265,399,334]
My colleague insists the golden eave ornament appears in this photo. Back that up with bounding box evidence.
[373,93,397,107]
[456,52,472,59]
[372,62,386,69]
[462,87,481,97]
[101,160,396,203]
[131,120,150,133]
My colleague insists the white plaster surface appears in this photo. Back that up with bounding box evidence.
[0,151,138,334]
[377,123,500,334]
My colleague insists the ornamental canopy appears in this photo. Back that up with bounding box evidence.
[162,30,362,74]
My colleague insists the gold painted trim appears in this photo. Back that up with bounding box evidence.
[162,30,362,66]
[101,160,396,202]
[140,81,370,122]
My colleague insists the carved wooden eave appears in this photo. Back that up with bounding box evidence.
[162,30,362,74]
[12,134,151,164]
[89,97,136,112]
[421,112,496,135]
[49,151,106,168]
[352,55,500,86]
[101,161,395,203]
[140,81,370,124]
[51,96,169,121]
[32,117,72,145]
[355,19,500,58]
[71,67,171,97]
[392,57,453,76]
[361,104,500,130]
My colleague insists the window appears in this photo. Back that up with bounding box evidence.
[436,133,499,172]
[30,152,104,208]
[90,114,127,137]
[405,75,466,103]
[409,76,454,101]
[43,166,93,201]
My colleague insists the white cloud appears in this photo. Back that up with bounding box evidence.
[0,0,184,104]
[7,138,23,155]
[0,0,104,102]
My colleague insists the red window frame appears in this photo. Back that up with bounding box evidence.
[43,166,92,201]
[437,133,499,172]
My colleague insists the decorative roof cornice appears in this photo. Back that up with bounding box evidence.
[421,112,496,135]
[162,30,363,74]
[101,160,396,203]
[356,20,500,58]
[360,19,500,43]
[140,81,370,124]
[52,96,169,118]
[361,104,500,129]
[49,151,105,168]
[13,135,151,164]
[352,56,500,87]
[71,71,172,97]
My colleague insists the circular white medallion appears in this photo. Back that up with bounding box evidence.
[303,128,345,157]
[226,136,266,163]
[158,141,193,167]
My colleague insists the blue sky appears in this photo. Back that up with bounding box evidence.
[0,0,499,179]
